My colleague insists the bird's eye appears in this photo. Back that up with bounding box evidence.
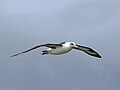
[70,43,74,45]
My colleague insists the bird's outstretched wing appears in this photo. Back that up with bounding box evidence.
[10,43,62,57]
[74,44,102,58]
[44,43,62,49]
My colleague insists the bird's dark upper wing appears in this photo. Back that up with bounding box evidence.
[44,43,62,49]
[59,42,66,44]
[74,44,102,58]
[10,43,62,57]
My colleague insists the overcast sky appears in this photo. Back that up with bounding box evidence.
[0,0,120,90]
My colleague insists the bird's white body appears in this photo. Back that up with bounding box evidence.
[47,42,73,55]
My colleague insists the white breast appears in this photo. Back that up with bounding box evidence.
[48,45,72,55]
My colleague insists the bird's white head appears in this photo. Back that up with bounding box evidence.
[65,42,77,47]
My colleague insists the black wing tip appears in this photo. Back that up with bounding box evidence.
[10,54,18,57]
[10,55,14,57]
[10,53,22,57]
[94,54,102,58]
[10,55,16,58]
[97,55,102,58]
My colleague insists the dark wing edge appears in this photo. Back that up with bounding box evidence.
[59,42,66,44]
[10,43,62,57]
[74,44,102,58]
[45,43,62,49]
[10,45,45,57]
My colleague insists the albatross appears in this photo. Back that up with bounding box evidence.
[10,42,102,58]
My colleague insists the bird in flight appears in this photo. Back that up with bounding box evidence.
[10,42,102,58]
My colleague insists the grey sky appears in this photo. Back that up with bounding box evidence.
[0,0,120,90]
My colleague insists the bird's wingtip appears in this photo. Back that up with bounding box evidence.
[96,54,102,58]
[10,55,16,57]
[10,53,21,57]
